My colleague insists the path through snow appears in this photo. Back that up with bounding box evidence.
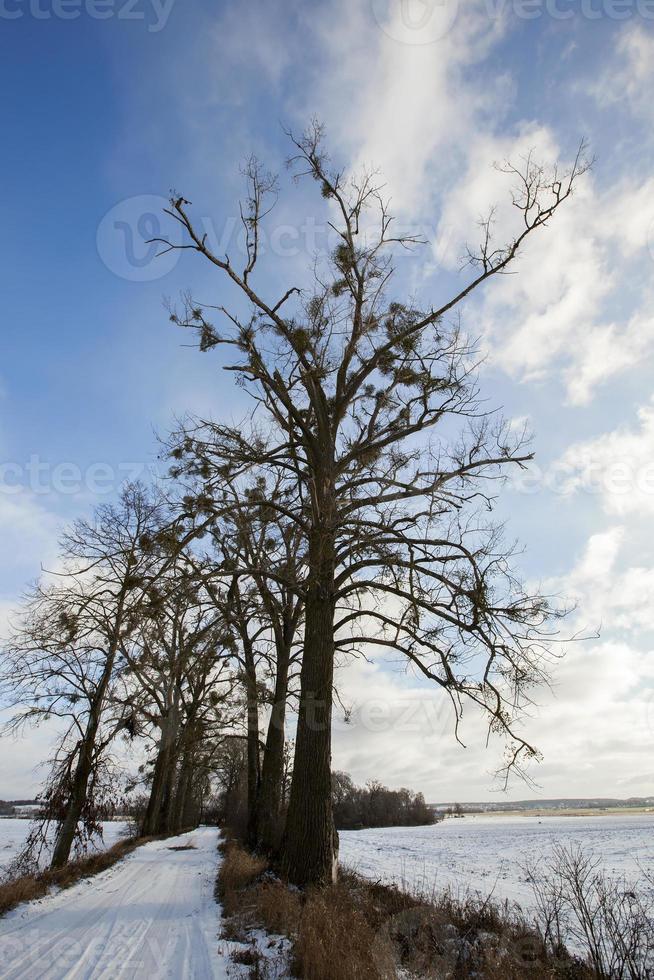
[0,826,229,979]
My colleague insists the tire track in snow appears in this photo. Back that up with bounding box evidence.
[0,826,229,979]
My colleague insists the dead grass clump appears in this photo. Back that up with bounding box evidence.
[215,839,596,979]
[419,888,592,980]
[253,879,302,937]
[339,868,426,928]
[0,874,44,916]
[0,837,140,919]
[292,882,396,980]
[217,839,268,920]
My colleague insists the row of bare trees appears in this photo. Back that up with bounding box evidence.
[0,477,308,870]
[0,487,235,868]
[1,124,588,886]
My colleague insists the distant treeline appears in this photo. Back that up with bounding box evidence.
[0,800,38,816]
[332,771,439,830]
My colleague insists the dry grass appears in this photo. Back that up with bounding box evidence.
[216,838,596,979]
[253,879,302,938]
[0,873,45,915]
[217,837,268,921]
[0,835,165,919]
[292,882,396,980]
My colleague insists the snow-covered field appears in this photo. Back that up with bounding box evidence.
[0,818,129,875]
[0,826,227,979]
[340,812,654,912]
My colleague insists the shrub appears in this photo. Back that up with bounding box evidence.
[526,844,654,979]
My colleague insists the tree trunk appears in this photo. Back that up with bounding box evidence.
[280,524,337,886]
[160,744,180,834]
[182,781,201,828]
[170,744,192,833]
[141,709,178,837]
[256,636,291,853]
[50,634,119,870]
[243,638,261,846]
[50,737,95,869]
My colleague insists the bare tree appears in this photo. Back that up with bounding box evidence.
[115,551,238,837]
[1,484,167,868]
[526,844,654,978]
[168,449,306,851]
[152,122,589,885]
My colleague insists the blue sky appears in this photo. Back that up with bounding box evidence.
[1,0,653,800]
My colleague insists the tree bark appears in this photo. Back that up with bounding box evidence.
[160,742,180,833]
[243,638,261,846]
[256,635,291,853]
[50,734,95,869]
[170,742,193,833]
[280,523,338,886]
[50,633,119,870]
[141,708,179,837]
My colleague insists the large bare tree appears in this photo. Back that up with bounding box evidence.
[152,123,589,885]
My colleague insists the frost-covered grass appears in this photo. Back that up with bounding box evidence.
[0,817,129,874]
[339,812,654,912]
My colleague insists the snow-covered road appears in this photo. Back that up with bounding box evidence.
[0,826,229,979]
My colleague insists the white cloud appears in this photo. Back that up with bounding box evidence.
[0,492,61,588]
[555,398,654,516]
[328,519,654,803]
[550,526,654,634]
[331,638,654,801]
[294,0,512,218]
[301,10,654,405]
[588,25,654,120]
[461,172,654,404]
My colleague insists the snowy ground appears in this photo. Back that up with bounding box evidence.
[0,819,129,875]
[1,814,651,978]
[0,826,229,979]
[339,812,654,913]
